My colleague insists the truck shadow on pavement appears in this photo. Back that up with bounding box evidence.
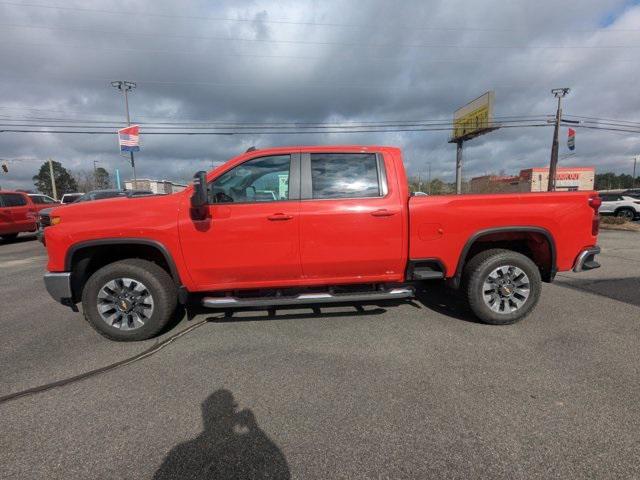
[153,389,290,480]
[187,281,479,325]
[412,282,482,324]
[203,304,388,323]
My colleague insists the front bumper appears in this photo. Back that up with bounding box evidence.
[44,272,72,304]
[573,246,601,273]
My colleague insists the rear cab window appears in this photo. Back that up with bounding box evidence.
[304,153,387,200]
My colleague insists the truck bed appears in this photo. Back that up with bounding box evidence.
[408,191,598,277]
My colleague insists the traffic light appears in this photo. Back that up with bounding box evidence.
[1,163,8,173]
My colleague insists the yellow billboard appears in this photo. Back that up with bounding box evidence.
[452,91,495,141]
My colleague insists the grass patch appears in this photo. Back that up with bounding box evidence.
[600,216,640,232]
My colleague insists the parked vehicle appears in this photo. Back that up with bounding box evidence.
[0,191,38,241]
[42,146,601,341]
[71,189,155,203]
[621,188,640,199]
[60,193,85,204]
[599,193,640,220]
[28,193,60,211]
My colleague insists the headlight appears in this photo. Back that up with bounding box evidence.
[50,216,62,225]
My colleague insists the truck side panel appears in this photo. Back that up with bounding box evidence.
[408,192,598,276]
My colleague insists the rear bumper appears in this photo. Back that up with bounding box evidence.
[573,246,601,273]
[44,272,72,304]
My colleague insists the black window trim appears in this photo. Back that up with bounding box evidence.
[300,152,389,201]
[207,152,301,205]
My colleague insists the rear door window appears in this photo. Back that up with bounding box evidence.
[309,153,382,199]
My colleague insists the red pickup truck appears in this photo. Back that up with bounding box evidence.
[43,146,601,341]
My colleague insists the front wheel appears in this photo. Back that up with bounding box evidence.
[81,259,178,341]
[463,249,541,325]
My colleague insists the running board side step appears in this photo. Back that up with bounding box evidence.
[202,287,414,309]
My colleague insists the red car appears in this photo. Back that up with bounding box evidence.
[42,146,601,341]
[0,191,38,241]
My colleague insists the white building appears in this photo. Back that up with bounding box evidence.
[124,179,187,194]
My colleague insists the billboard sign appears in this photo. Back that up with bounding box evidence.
[555,172,580,187]
[451,91,496,142]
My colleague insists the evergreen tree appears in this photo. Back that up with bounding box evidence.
[32,161,78,197]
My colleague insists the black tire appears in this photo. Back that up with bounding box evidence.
[462,249,541,325]
[1,233,19,242]
[615,208,635,221]
[81,259,177,341]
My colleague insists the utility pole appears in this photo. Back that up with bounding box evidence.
[48,158,58,200]
[427,163,432,194]
[455,140,463,194]
[633,156,638,187]
[111,80,137,187]
[93,160,100,188]
[548,88,570,191]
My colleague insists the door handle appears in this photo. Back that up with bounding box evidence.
[371,209,396,217]
[267,213,293,221]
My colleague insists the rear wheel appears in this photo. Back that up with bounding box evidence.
[81,259,177,341]
[1,233,18,242]
[615,208,635,221]
[463,249,541,325]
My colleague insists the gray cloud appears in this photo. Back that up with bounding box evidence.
[1,0,639,191]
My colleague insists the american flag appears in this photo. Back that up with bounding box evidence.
[118,125,140,152]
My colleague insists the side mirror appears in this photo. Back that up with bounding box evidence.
[190,171,208,220]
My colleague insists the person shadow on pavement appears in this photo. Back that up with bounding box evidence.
[153,389,290,480]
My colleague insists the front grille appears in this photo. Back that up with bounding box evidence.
[39,214,51,228]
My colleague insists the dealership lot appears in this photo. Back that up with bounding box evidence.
[1,231,639,479]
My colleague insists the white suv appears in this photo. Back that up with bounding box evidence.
[599,194,640,220]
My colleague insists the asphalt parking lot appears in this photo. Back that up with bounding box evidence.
[1,231,639,479]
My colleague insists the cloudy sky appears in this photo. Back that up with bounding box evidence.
[1,0,639,191]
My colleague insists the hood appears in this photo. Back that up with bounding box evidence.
[50,192,184,225]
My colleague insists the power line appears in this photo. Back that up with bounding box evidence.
[2,22,640,49]
[6,40,638,68]
[0,119,550,130]
[564,114,640,126]
[3,1,640,33]
[0,112,551,124]
[3,124,638,135]
[0,124,554,135]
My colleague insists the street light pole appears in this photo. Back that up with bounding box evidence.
[111,80,137,187]
[548,88,570,192]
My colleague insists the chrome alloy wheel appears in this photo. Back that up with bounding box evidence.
[97,278,154,330]
[482,265,530,314]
